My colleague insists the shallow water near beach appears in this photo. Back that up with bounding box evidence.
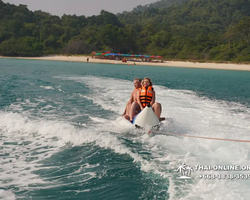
[1,57,250,200]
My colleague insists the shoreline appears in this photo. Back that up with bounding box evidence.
[1,55,250,71]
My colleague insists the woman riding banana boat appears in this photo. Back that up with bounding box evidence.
[122,77,165,125]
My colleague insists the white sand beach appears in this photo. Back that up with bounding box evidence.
[2,55,250,71]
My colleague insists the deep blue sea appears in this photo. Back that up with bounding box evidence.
[1,58,250,200]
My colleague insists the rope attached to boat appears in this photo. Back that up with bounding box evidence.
[148,131,250,143]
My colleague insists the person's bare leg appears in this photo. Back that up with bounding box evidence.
[130,102,140,121]
[124,103,132,120]
[152,102,162,119]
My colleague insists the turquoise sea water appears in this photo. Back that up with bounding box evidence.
[1,58,250,200]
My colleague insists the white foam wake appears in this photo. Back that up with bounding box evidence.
[0,110,169,192]
[60,75,250,199]
[2,75,250,199]
[0,190,16,200]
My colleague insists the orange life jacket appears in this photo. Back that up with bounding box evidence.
[140,86,153,108]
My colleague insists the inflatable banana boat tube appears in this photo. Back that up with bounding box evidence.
[133,104,160,130]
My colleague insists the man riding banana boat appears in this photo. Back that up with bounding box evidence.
[122,77,165,128]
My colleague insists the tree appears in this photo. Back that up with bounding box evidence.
[98,24,120,51]
[98,10,123,27]
[235,17,250,46]
[62,40,91,54]
[151,31,172,48]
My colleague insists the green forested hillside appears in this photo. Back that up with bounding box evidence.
[120,0,189,16]
[1,0,250,62]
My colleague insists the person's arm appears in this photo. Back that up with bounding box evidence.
[150,90,156,106]
[122,92,133,115]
